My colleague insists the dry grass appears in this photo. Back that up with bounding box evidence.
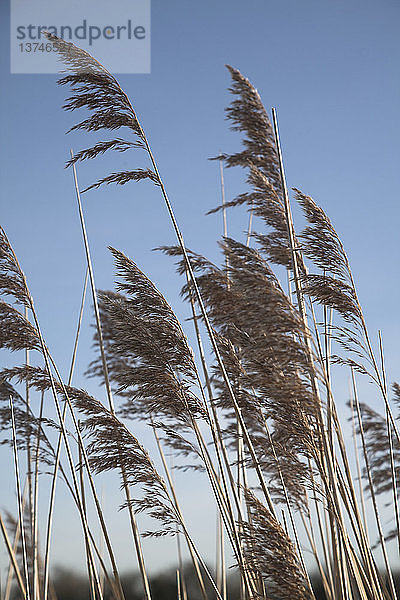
[0,34,399,600]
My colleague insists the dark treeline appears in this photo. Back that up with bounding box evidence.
[9,563,400,600]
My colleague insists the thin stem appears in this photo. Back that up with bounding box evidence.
[4,479,28,600]
[78,420,96,600]
[216,504,226,600]
[271,109,378,600]
[352,368,397,600]
[183,272,256,596]
[152,425,208,600]
[308,299,380,592]
[262,417,315,598]
[378,330,400,559]
[246,200,254,247]
[70,152,151,600]
[68,266,89,385]
[272,108,347,599]
[24,306,34,598]
[176,532,188,600]
[307,461,334,593]
[32,392,44,600]
[40,268,111,600]
[70,151,114,412]
[41,266,88,592]
[9,395,31,600]
[300,510,333,600]
[0,511,26,599]
[349,385,369,544]
[219,154,229,276]
[47,354,121,600]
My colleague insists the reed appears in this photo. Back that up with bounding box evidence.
[0,34,399,600]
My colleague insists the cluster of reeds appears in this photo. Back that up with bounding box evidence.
[1,34,399,600]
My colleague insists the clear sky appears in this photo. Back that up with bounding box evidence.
[1,0,400,578]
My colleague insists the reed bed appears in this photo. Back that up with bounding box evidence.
[0,34,399,600]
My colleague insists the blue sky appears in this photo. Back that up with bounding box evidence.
[1,0,400,578]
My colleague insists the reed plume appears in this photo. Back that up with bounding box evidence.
[86,247,206,426]
[241,489,312,600]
